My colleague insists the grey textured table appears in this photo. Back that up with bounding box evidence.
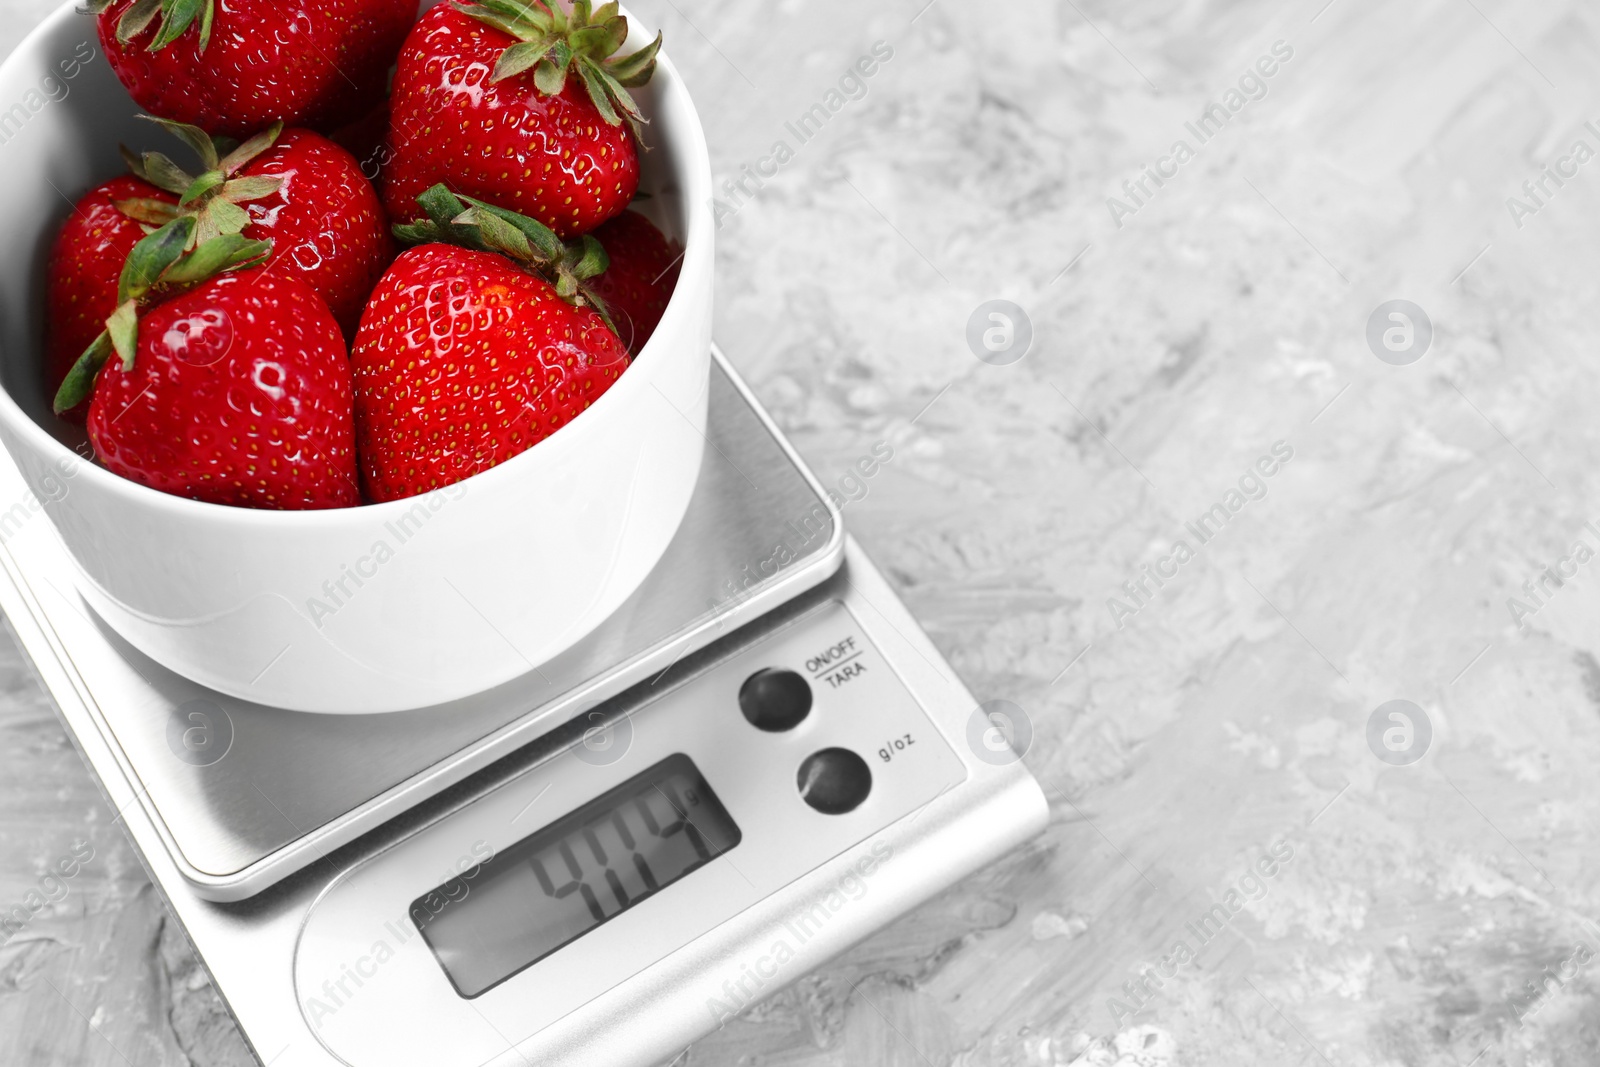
[4,1,1600,1064]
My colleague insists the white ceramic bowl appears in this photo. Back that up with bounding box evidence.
[0,1,712,712]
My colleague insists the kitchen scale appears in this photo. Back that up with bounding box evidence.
[0,346,1049,1067]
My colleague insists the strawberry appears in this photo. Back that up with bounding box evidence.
[91,0,417,139]
[89,270,359,509]
[121,119,394,337]
[352,185,627,502]
[54,217,359,510]
[588,210,682,355]
[382,1,661,238]
[235,128,395,337]
[45,174,177,419]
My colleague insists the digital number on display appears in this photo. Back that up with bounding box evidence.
[413,753,741,998]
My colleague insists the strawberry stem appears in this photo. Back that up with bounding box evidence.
[91,0,218,53]
[454,0,661,142]
[393,183,619,334]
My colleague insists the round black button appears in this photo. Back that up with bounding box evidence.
[797,748,872,814]
[739,668,812,732]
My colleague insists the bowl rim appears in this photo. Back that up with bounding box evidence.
[0,0,712,529]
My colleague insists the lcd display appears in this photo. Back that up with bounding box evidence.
[413,753,741,998]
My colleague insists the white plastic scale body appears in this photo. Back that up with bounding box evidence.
[0,347,1048,1067]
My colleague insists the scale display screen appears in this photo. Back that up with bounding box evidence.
[413,753,741,998]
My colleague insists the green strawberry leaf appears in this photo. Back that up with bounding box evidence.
[556,235,616,334]
[392,220,441,245]
[117,216,195,304]
[196,199,250,244]
[531,43,573,93]
[150,0,208,50]
[545,0,569,33]
[159,234,270,285]
[593,65,647,137]
[569,23,620,60]
[577,61,620,126]
[139,114,219,172]
[180,169,226,206]
[606,31,660,87]
[114,197,183,227]
[138,151,197,196]
[217,121,283,174]
[115,0,163,43]
[452,1,553,40]
[476,0,557,32]
[107,299,141,369]
[197,0,214,50]
[416,184,472,232]
[110,0,218,53]
[219,175,283,203]
[458,193,563,260]
[493,38,556,82]
[469,209,535,261]
[53,332,114,414]
[564,233,609,280]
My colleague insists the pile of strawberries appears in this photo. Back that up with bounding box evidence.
[48,0,683,509]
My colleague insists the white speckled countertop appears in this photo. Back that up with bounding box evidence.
[5,1,1600,1064]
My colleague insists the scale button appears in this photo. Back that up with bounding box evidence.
[739,668,812,732]
[797,748,872,814]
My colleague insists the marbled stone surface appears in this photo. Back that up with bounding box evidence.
[5,0,1600,1064]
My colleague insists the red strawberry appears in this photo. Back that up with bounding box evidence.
[56,218,360,510]
[45,174,177,419]
[236,129,395,337]
[588,210,682,355]
[122,120,394,338]
[382,1,661,238]
[353,187,627,502]
[90,271,359,509]
[91,0,417,139]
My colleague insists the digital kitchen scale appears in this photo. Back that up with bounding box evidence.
[0,347,1049,1067]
